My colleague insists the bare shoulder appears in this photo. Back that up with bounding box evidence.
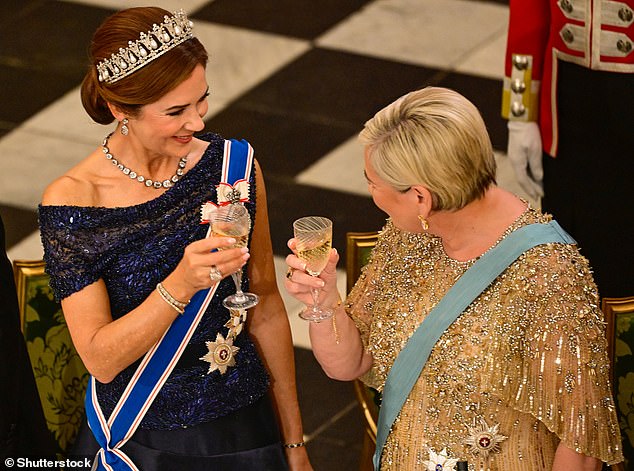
[41,153,101,207]
[41,175,92,206]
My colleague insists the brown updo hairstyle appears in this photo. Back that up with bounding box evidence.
[81,7,208,125]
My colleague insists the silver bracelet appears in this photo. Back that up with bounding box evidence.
[156,282,188,315]
[283,441,306,449]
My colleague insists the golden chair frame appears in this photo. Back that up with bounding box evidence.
[603,296,634,471]
[346,231,380,471]
[13,259,48,331]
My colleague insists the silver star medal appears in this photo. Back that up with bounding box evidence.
[200,332,240,374]
[464,418,508,459]
[423,448,458,471]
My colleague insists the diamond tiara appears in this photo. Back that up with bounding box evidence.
[96,10,194,84]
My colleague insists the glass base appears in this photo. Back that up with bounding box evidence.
[298,306,333,323]
[223,292,259,310]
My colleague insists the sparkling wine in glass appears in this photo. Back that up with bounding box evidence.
[293,216,333,322]
[211,204,259,310]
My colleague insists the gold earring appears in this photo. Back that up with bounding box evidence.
[417,215,429,231]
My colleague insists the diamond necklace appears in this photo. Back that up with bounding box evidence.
[101,133,188,189]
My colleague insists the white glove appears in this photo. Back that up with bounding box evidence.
[507,121,544,199]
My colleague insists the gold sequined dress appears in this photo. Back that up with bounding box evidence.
[347,208,623,470]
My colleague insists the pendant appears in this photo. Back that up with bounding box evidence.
[224,308,247,338]
[200,333,240,375]
[463,418,508,459]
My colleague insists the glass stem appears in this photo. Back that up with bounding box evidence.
[231,271,246,302]
[310,287,321,312]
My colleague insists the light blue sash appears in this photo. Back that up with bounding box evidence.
[85,139,254,471]
[372,221,575,470]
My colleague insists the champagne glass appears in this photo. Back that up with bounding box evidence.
[211,204,259,310]
[293,216,333,322]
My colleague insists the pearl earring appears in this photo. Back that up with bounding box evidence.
[417,215,429,231]
[120,118,129,136]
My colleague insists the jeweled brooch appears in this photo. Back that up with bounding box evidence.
[200,180,251,224]
[463,418,508,458]
[200,333,240,374]
[217,180,250,205]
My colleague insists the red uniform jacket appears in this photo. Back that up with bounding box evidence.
[502,0,634,156]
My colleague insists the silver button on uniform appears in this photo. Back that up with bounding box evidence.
[560,0,573,14]
[617,39,633,53]
[619,7,633,22]
[511,79,526,94]
[512,55,529,70]
[511,102,526,117]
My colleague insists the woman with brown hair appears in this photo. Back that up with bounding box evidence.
[39,7,311,470]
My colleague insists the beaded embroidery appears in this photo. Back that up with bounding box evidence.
[347,209,623,470]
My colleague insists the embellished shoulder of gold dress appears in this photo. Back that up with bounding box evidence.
[346,208,623,470]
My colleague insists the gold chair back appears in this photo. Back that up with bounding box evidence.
[13,260,89,457]
[603,296,634,471]
[346,231,380,471]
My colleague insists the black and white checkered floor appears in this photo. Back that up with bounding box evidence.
[1,1,528,468]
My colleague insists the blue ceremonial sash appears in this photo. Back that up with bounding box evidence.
[222,139,253,186]
[372,221,575,470]
[86,139,254,471]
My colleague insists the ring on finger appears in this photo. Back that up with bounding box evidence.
[286,267,295,280]
[209,265,223,283]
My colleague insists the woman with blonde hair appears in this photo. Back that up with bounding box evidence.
[285,86,623,470]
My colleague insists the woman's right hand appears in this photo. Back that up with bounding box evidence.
[285,239,372,380]
[60,236,249,384]
[167,236,250,301]
[284,238,340,308]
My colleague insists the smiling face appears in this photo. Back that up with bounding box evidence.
[126,64,209,159]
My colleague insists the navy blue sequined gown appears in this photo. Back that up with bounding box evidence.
[38,134,287,470]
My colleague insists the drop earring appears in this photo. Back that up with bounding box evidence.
[120,118,129,136]
[417,215,429,231]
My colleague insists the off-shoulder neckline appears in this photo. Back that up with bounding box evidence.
[39,133,221,214]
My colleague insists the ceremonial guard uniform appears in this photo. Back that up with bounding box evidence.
[502,0,634,298]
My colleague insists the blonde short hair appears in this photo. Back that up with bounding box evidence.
[358,86,496,211]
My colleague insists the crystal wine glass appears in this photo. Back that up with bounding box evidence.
[211,204,259,310]
[293,216,333,322]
